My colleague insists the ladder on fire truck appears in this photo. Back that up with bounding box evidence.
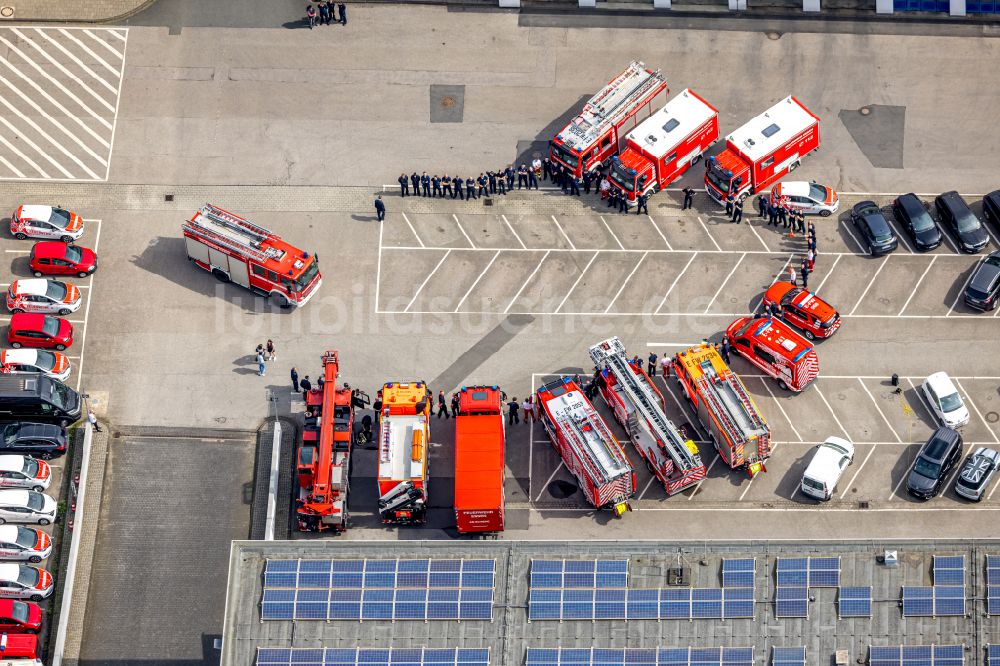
[185,204,285,264]
[695,359,768,461]
[552,401,625,486]
[589,338,702,474]
[566,61,666,144]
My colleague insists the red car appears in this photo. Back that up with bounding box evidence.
[28,242,97,279]
[761,282,841,340]
[7,314,73,351]
[0,600,42,634]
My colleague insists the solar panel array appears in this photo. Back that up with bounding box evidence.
[772,647,806,666]
[987,556,1000,615]
[869,645,964,666]
[774,557,838,619]
[901,555,966,618]
[256,648,490,666]
[933,556,966,586]
[838,586,873,618]
[988,645,1000,666]
[261,559,496,621]
[525,647,754,666]
[722,559,756,588]
[529,560,629,588]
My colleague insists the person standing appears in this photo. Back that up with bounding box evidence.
[398,173,409,197]
[441,174,452,198]
[517,164,528,190]
[497,172,507,195]
[618,191,628,214]
[732,198,743,225]
[291,367,300,393]
[522,396,534,424]
[608,188,618,209]
[559,166,569,193]
[636,192,649,215]
[487,170,497,194]
[542,157,552,181]
[801,262,810,289]
[477,173,488,197]
[767,201,778,227]
[300,375,312,400]
[647,352,658,377]
[466,176,476,200]
[798,211,807,234]
[757,194,767,218]
[266,339,276,361]
[787,265,797,286]
[431,174,442,197]
[569,176,580,196]
[256,350,266,377]
[725,193,734,217]
[507,397,520,425]
[318,1,331,24]
[437,390,449,419]
[421,172,431,197]
[594,170,604,193]
[720,338,732,365]
[660,353,672,378]
[582,171,592,195]
[88,409,103,432]
[807,247,815,271]
[453,174,464,200]
[306,3,317,28]
[682,187,695,210]
[451,392,460,418]
[528,166,538,190]
[337,0,346,25]
[505,165,515,191]
[374,195,386,222]
[778,203,788,229]
[410,172,420,196]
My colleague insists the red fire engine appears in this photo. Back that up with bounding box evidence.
[536,377,635,516]
[454,386,505,533]
[182,203,322,307]
[589,337,706,495]
[296,351,369,533]
[726,316,820,392]
[549,61,668,180]
[673,344,771,477]
[609,89,719,205]
[704,96,820,206]
[377,381,432,525]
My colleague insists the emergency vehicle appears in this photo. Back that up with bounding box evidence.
[609,89,719,205]
[761,283,841,340]
[453,386,505,533]
[0,633,38,660]
[673,344,771,477]
[6,280,81,316]
[0,457,49,493]
[0,350,70,383]
[704,96,820,206]
[377,381,432,525]
[549,61,669,180]
[589,337,706,495]
[726,316,819,392]
[0,565,51,601]
[10,205,83,243]
[182,204,321,308]
[296,351,369,533]
[0,526,50,564]
[535,377,635,515]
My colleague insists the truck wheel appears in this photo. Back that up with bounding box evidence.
[819,209,832,217]
[14,233,26,240]
[803,330,815,341]
[778,379,790,391]
[11,308,23,314]
[271,292,291,308]
[788,161,800,172]
[691,155,702,166]
[212,269,230,283]
[61,235,74,243]
[37,518,49,526]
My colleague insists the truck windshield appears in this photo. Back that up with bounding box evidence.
[294,259,320,292]
[550,142,579,169]
[611,162,636,192]
[706,163,732,193]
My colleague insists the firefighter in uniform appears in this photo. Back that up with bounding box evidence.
[398,173,409,197]
[421,172,431,197]
[636,192,649,215]
[543,157,552,181]
[682,187,695,210]
[487,170,497,194]
[453,174,464,200]
[608,188,618,209]
[441,174,453,198]
[505,165,515,191]
[431,174,442,198]
[618,190,628,214]
[410,172,420,196]
[528,165,538,190]
[732,198,743,224]
[582,171,592,194]
[757,194,767,218]
[569,176,580,196]
[477,173,488,197]
[517,164,528,189]
[497,172,507,195]
[725,193,734,217]
[466,177,476,200]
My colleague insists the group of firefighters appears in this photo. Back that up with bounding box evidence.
[398,166,542,200]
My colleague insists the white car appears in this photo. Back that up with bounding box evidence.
[0,491,55,526]
[800,436,855,500]
[0,564,52,600]
[0,456,50,492]
[770,181,840,217]
[0,349,71,382]
[921,372,970,428]
[0,526,50,563]
[6,279,82,316]
[10,205,84,242]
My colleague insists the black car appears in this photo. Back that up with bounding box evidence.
[907,426,963,500]
[0,423,66,460]
[964,251,1000,311]
[892,193,942,251]
[851,201,898,256]
[935,191,989,253]
[984,190,1000,231]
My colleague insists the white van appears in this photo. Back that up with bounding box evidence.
[800,437,855,500]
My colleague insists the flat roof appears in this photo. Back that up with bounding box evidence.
[625,89,718,160]
[726,96,818,163]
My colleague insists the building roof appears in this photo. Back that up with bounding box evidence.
[726,96,818,163]
[625,89,718,160]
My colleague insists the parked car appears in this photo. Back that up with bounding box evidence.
[963,251,1000,311]
[28,242,97,278]
[800,436,854,500]
[0,423,67,461]
[851,201,898,256]
[10,206,83,243]
[0,526,50,563]
[983,190,1000,231]
[0,491,55,526]
[907,426,963,500]
[954,446,1000,501]
[892,193,942,251]
[7,314,73,351]
[761,282,841,340]
[935,191,989,253]
[0,349,71,382]
[0,455,50,492]
[770,181,840,217]
[0,564,52,601]
[0,377,81,428]
[6,279,81,316]
[0,599,42,633]
[921,371,970,428]
[0,630,39,658]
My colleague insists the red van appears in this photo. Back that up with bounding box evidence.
[761,283,841,340]
[726,316,819,392]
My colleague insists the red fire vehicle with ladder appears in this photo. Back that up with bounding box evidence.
[536,377,635,516]
[589,337,707,495]
[549,61,669,180]
[377,381,432,525]
[296,351,369,533]
[182,203,322,307]
[673,344,771,478]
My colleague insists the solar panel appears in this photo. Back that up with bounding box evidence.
[772,647,806,666]
[525,647,754,666]
[838,586,872,618]
[775,586,808,618]
[987,556,1000,615]
[256,647,491,666]
[901,585,965,617]
[933,556,966,586]
[529,559,629,589]
[901,586,934,617]
[529,587,751,621]
[722,558,756,588]
[808,557,841,587]
[263,559,495,590]
[988,645,1000,666]
[869,645,964,666]
[933,586,966,616]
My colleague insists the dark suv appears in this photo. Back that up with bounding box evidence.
[907,426,963,499]
[935,191,989,253]
[984,190,1000,231]
[892,193,942,251]
[0,423,67,460]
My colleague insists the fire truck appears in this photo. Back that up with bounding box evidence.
[296,351,369,533]
[609,89,719,205]
[549,61,669,180]
[454,386,505,533]
[377,381,432,525]
[703,96,820,206]
[726,316,819,392]
[182,203,322,307]
[536,377,635,516]
[673,344,771,478]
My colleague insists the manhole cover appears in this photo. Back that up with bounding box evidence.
[987,411,999,423]
[859,106,871,116]
[0,7,13,18]
[440,96,456,109]
[547,480,578,499]
[766,31,782,40]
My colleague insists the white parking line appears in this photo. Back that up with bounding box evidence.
[82,29,125,59]
[599,216,625,251]
[840,443,878,500]
[655,252,697,314]
[505,250,549,314]
[747,221,771,253]
[31,28,118,94]
[686,455,720,501]
[453,250,500,313]
[452,214,475,248]
[501,214,526,250]
[550,215,576,251]
[848,256,891,316]
[738,444,778,501]
[0,131,50,179]
[647,216,673,251]
[759,378,804,442]
[841,219,866,254]
[856,379,903,443]
[57,28,120,79]
[750,253,793,313]
[604,251,648,314]
[696,216,723,252]
[399,213,424,248]
[535,461,565,502]
[885,214,915,254]
[656,375,705,441]
[704,253,746,313]
[0,156,24,178]
[73,218,100,392]
[107,29,127,42]
[953,379,1000,444]
[0,89,100,179]
[554,252,598,314]
[947,268,978,316]
[812,254,841,296]
[403,250,451,313]
[3,250,28,254]
[814,385,853,442]
[374,220,384,311]
[984,223,1000,250]
[898,255,938,316]
[0,115,73,178]
[638,474,659,500]
[939,226,961,254]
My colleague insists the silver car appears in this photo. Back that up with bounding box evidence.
[954,446,1000,501]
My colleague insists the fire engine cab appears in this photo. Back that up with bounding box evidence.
[377,381,432,525]
[704,96,820,206]
[182,204,321,308]
[726,316,819,392]
[609,89,719,205]
[549,61,668,180]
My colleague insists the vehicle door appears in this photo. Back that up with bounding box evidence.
[50,258,74,275]
[753,346,777,375]
[784,303,806,329]
[0,582,20,598]
[0,541,21,558]
[802,193,823,214]
[924,384,942,421]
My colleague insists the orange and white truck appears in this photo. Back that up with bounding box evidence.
[377,381,432,525]
[454,386,505,533]
[673,344,771,478]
